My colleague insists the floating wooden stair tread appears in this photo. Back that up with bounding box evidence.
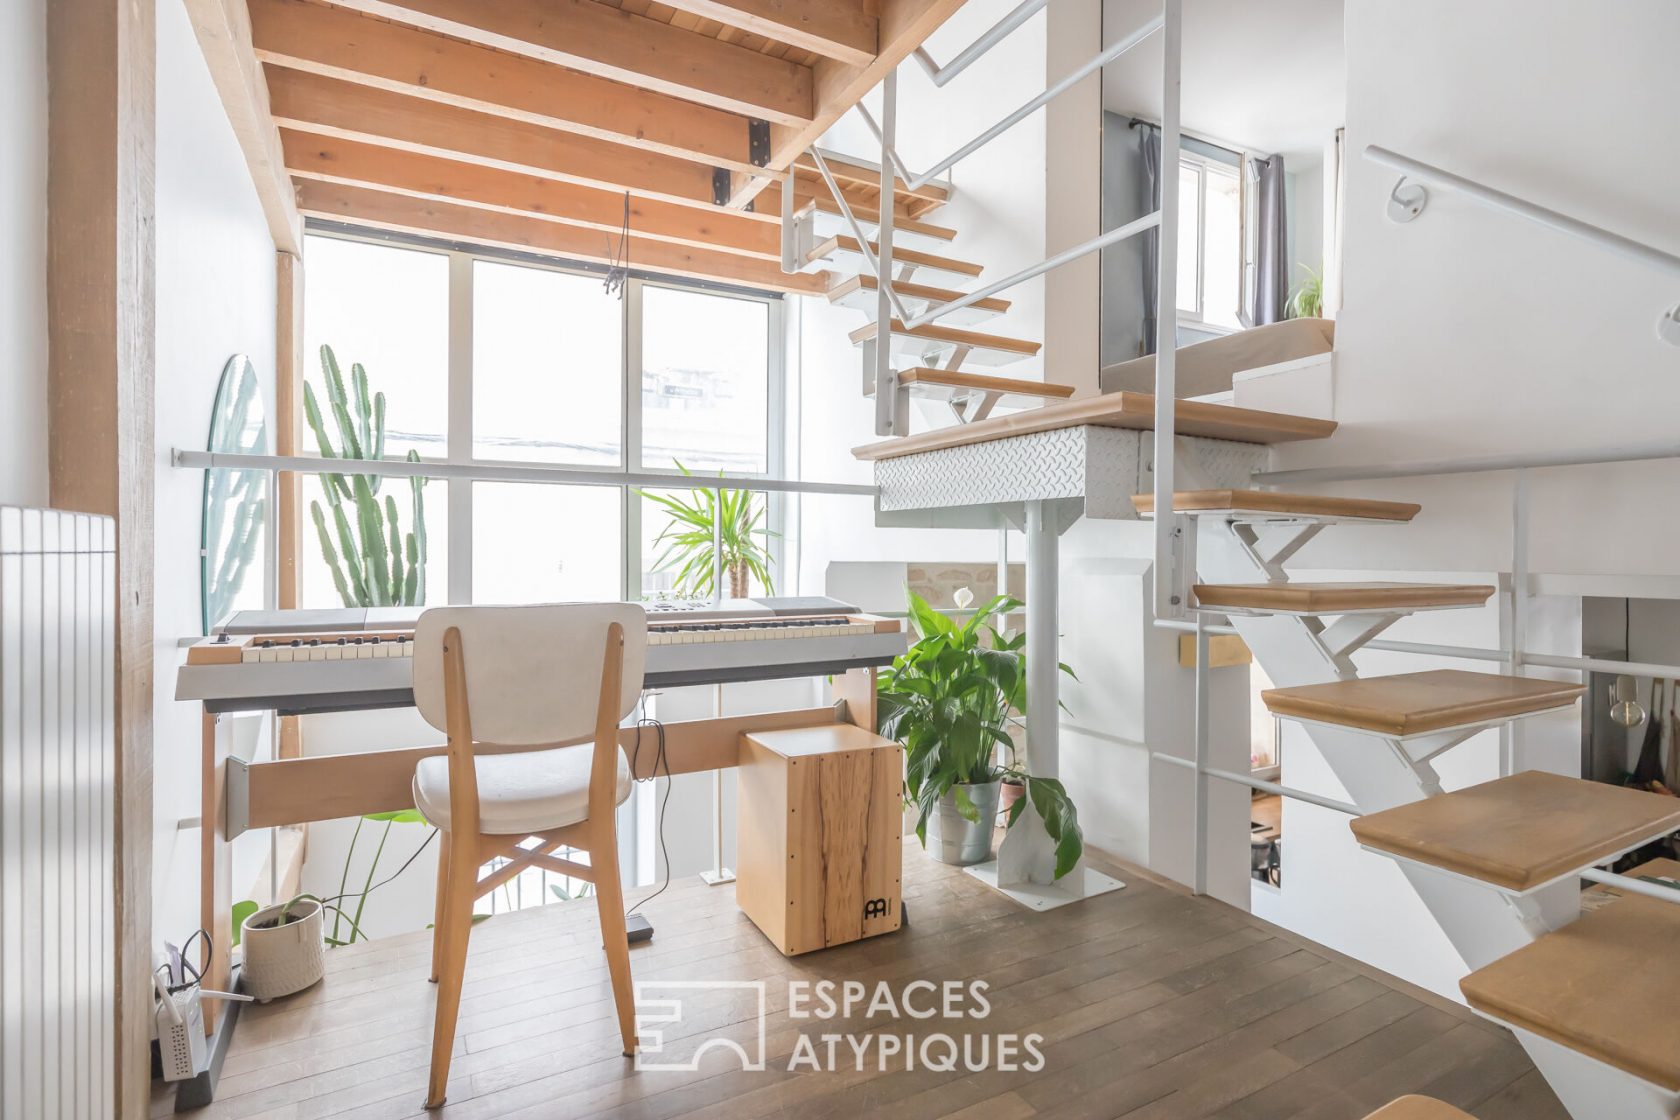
[797,199,957,243]
[828,274,1010,326]
[1132,490,1422,522]
[1195,582,1494,615]
[849,320,1041,358]
[1264,670,1585,738]
[1460,892,1680,1090]
[807,236,982,282]
[853,391,1339,459]
[1361,1097,1474,1120]
[792,153,949,214]
[1349,770,1680,891]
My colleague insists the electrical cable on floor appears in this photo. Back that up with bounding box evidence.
[626,715,672,919]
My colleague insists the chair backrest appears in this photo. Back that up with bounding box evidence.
[413,603,647,745]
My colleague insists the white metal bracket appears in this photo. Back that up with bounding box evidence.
[1387,176,1428,223]
[1314,611,1404,664]
[1378,741,1446,797]
[1233,520,1324,579]
[940,344,972,372]
[1659,302,1680,347]
[1400,726,1481,766]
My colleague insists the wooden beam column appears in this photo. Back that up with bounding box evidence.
[277,251,304,762]
[46,0,156,1113]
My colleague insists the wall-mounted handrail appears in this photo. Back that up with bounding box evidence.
[1153,751,1362,817]
[1580,867,1680,909]
[904,13,1163,193]
[171,449,878,498]
[905,210,1161,329]
[807,148,914,324]
[911,0,1049,88]
[1366,145,1680,345]
[1252,436,1680,486]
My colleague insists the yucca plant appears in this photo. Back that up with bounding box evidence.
[637,461,775,599]
[304,345,429,607]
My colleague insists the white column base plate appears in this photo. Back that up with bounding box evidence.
[699,868,736,885]
[963,861,1126,911]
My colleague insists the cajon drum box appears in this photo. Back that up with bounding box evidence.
[735,723,903,955]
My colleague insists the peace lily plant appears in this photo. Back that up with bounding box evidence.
[877,587,1084,878]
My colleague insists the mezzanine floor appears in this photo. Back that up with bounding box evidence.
[160,844,1565,1120]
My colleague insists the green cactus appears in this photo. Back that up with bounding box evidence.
[305,344,429,607]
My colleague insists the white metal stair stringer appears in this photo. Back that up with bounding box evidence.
[1193,515,1677,1120]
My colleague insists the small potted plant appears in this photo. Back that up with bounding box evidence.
[878,588,1083,877]
[239,894,327,1001]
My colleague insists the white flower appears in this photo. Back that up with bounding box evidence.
[953,587,974,610]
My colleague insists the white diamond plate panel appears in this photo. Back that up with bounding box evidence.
[875,425,1268,523]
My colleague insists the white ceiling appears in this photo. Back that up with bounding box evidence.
[1100,0,1345,164]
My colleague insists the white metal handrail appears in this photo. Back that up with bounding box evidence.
[1253,437,1680,486]
[1581,866,1680,908]
[911,0,1049,88]
[1153,752,1361,817]
[806,148,913,324]
[906,210,1161,329]
[1367,145,1680,346]
[171,449,878,498]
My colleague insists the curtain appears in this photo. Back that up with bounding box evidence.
[1327,128,1346,317]
[1247,153,1288,326]
[1138,122,1162,355]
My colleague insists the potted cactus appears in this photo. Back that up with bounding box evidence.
[304,345,429,606]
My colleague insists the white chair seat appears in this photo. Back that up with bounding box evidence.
[413,744,633,836]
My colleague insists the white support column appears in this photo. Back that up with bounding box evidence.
[1151,0,1183,619]
[1025,499,1058,781]
[1507,470,1529,775]
[1192,614,1210,895]
[873,69,902,437]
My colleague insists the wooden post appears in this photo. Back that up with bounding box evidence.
[47,0,156,1110]
[276,251,304,762]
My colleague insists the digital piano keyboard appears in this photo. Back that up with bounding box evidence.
[176,597,907,715]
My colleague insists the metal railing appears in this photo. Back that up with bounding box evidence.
[1366,145,1680,346]
[911,0,1049,88]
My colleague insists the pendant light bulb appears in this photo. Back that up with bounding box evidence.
[1609,674,1647,728]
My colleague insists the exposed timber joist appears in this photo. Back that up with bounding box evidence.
[296,180,831,294]
[656,0,879,67]
[249,0,782,175]
[281,129,783,260]
[324,0,816,125]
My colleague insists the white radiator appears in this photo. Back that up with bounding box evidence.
[0,507,116,1120]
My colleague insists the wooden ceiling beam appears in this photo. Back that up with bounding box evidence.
[727,0,968,208]
[280,129,783,260]
[295,181,830,295]
[249,0,779,175]
[267,69,739,213]
[655,0,878,67]
[326,0,815,125]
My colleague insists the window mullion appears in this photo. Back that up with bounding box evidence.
[447,251,474,604]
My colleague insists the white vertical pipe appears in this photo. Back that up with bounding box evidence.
[1193,614,1209,895]
[1025,500,1058,779]
[996,521,1009,603]
[1151,0,1182,619]
[873,70,900,437]
[1507,470,1530,776]
[711,487,724,605]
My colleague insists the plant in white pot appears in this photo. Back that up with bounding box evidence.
[877,588,1083,876]
[239,894,328,1001]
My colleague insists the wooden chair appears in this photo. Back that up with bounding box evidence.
[410,604,647,1109]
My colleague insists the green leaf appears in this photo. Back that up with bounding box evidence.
[952,784,981,824]
[230,899,259,948]
[1023,776,1084,881]
[363,808,427,823]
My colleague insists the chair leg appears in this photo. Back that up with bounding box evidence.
[426,841,478,1108]
[588,827,637,1057]
[429,831,451,984]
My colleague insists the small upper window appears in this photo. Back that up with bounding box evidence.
[1176,155,1244,331]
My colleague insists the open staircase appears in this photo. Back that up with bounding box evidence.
[783,155,1062,432]
[1139,487,1680,1118]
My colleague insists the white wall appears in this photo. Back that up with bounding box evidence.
[0,0,48,509]
[151,0,279,945]
[1276,0,1680,579]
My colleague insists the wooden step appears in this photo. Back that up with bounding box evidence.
[1194,582,1494,615]
[796,198,957,250]
[807,235,981,284]
[1361,1098,1474,1120]
[1461,892,1680,1090]
[853,391,1340,460]
[1264,670,1585,738]
[1350,770,1680,891]
[827,274,1009,326]
[849,320,1041,368]
[792,153,948,216]
[1132,490,1421,523]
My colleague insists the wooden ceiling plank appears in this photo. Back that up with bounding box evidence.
[249,0,777,175]
[728,0,968,208]
[327,0,815,125]
[295,180,829,294]
[656,0,878,67]
[266,69,750,215]
[280,128,782,260]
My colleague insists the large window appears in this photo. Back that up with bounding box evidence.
[298,233,784,609]
[1176,153,1244,331]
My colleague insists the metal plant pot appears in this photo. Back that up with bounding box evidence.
[927,779,1003,866]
